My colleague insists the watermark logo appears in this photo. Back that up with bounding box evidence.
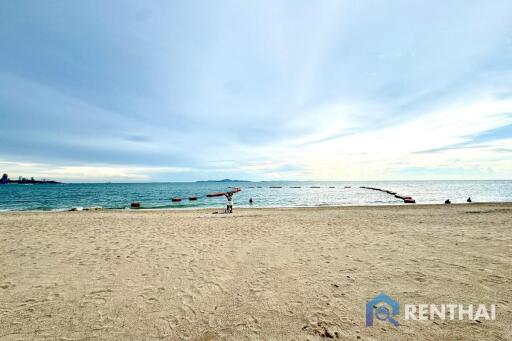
[366,293,496,327]
[366,293,400,327]
[404,303,496,321]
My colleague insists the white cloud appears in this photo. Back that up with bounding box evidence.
[250,96,512,180]
[0,161,194,182]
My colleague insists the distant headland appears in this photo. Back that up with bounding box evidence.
[1,173,61,184]
[195,179,251,183]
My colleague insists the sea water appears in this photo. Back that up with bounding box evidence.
[0,180,511,211]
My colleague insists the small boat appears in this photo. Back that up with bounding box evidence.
[188,196,198,201]
[207,192,225,197]
[131,202,141,208]
[404,198,416,204]
[310,186,320,188]
[171,198,182,202]
[269,186,282,188]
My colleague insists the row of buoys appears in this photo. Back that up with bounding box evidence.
[172,196,198,202]
[360,186,416,204]
[249,185,346,189]
[288,186,337,188]
[233,185,358,189]
[361,186,398,195]
[131,188,241,208]
[245,185,355,189]
[265,186,339,189]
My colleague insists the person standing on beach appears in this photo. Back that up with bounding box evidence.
[225,192,234,213]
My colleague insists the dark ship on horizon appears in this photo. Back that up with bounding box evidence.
[1,173,61,185]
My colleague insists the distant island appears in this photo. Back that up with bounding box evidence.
[196,179,251,183]
[1,173,61,184]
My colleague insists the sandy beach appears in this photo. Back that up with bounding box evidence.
[1,203,511,340]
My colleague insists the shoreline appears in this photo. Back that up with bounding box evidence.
[1,201,511,213]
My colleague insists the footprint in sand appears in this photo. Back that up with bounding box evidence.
[80,288,112,306]
[181,294,194,306]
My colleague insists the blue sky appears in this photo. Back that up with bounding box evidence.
[0,0,511,181]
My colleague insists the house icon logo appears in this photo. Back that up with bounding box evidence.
[366,293,400,327]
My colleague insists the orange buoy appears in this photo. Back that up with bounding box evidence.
[171,198,182,202]
[131,202,141,208]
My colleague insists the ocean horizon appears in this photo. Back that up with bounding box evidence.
[1,180,511,211]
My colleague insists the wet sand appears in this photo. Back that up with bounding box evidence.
[1,203,511,340]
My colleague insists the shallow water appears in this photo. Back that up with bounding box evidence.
[1,180,511,211]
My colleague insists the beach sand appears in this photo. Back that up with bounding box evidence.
[1,203,511,340]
